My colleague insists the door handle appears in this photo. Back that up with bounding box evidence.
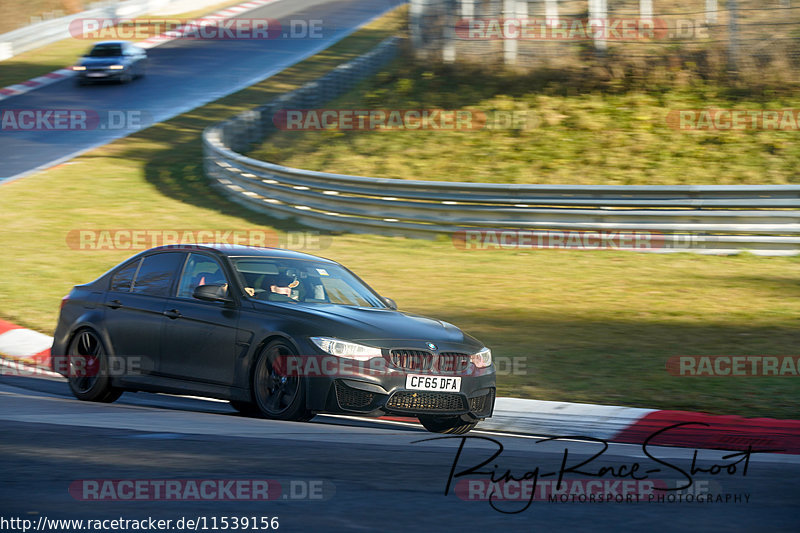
[163,308,182,319]
[106,299,122,309]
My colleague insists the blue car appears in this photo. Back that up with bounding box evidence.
[73,41,147,84]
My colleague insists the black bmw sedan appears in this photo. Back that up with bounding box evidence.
[52,244,496,433]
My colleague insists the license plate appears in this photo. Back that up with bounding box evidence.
[87,73,107,77]
[405,374,461,392]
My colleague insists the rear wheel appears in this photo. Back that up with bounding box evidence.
[66,329,122,403]
[252,340,312,421]
[418,415,477,434]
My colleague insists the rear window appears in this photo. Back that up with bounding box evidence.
[110,259,140,293]
[131,253,184,297]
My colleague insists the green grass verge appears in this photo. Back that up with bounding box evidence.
[1,6,798,418]
[0,0,253,89]
[250,51,800,185]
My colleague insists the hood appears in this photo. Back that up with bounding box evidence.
[253,301,483,351]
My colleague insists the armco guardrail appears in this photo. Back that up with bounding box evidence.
[0,0,229,61]
[202,37,800,255]
[1,3,113,61]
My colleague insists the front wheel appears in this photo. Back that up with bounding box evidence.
[251,340,312,421]
[66,329,122,403]
[418,415,477,434]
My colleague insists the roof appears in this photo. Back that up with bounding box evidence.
[148,243,335,262]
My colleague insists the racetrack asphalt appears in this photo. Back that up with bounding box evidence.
[1,375,798,532]
[0,0,403,182]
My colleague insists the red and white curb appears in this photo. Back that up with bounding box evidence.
[481,397,800,454]
[0,0,280,102]
[0,319,52,368]
[0,69,77,100]
[1,318,798,453]
[480,397,656,440]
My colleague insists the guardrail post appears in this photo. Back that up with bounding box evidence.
[409,0,425,53]
[728,0,739,73]
[502,0,517,65]
[461,0,475,18]
[545,0,559,27]
[443,0,457,63]
[640,0,653,21]
[0,42,12,61]
[705,0,718,25]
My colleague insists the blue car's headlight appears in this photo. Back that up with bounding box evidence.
[310,337,382,361]
[470,347,492,368]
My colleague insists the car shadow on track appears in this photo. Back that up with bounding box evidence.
[0,373,425,432]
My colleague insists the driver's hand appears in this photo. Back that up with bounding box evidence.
[270,285,292,296]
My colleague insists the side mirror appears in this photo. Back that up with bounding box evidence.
[193,284,230,302]
[382,296,398,310]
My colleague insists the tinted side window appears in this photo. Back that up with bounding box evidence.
[131,253,184,296]
[110,259,140,293]
[177,253,229,299]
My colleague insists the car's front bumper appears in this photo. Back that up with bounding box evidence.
[76,69,127,81]
[308,368,496,420]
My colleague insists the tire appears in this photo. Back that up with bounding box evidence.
[418,415,478,434]
[66,329,122,403]
[251,340,312,421]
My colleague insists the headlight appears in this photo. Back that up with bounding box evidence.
[72,66,86,71]
[310,337,382,361]
[109,65,125,70]
[470,347,492,368]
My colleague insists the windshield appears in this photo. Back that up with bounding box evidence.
[229,257,387,308]
[88,44,123,57]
